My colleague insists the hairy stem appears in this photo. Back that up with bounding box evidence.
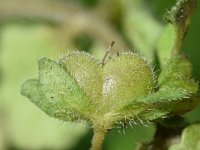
[172,27,184,56]
[90,129,106,150]
[166,0,197,56]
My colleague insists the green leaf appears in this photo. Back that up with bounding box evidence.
[112,76,198,123]
[170,96,200,114]
[21,79,79,121]
[169,124,200,150]
[60,52,103,105]
[111,87,188,123]
[107,96,168,125]
[135,87,189,104]
[158,55,198,94]
[22,57,94,122]
[21,47,198,134]
[22,52,155,129]
[60,52,155,115]
[2,24,87,149]
[102,53,154,112]
[39,58,94,121]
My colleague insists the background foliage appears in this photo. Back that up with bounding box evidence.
[0,0,200,149]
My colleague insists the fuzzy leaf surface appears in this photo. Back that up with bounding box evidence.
[60,52,103,106]
[158,55,198,94]
[22,58,94,122]
[22,52,155,128]
[102,53,154,112]
[21,79,80,121]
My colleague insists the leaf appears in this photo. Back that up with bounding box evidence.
[22,57,94,122]
[21,79,79,121]
[135,88,189,104]
[102,53,154,112]
[1,24,87,149]
[111,87,187,123]
[60,52,103,105]
[107,97,168,125]
[22,52,156,128]
[169,124,200,150]
[21,50,199,132]
[112,83,197,123]
[158,55,198,94]
[125,55,199,116]
[170,96,200,115]
[140,109,167,122]
[60,52,155,120]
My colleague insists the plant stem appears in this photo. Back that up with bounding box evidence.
[171,27,184,56]
[90,129,106,150]
[168,0,197,56]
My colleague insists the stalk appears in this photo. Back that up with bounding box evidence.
[90,129,106,150]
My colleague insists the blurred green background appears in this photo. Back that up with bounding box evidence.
[0,0,199,150]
